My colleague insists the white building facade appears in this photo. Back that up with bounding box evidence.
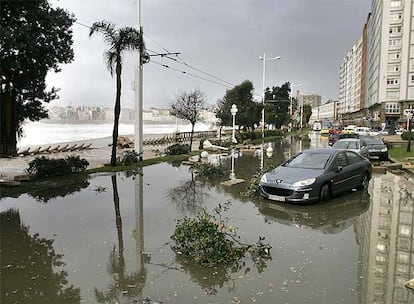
[340,0,414,128]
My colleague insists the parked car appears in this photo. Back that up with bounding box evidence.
[331,138,369,158]
[259,148,372,203]
[328,133,359,146]
[354,127,380,136]
[360,136,388,160]
[343,125,357,134]
[329,126,342,135]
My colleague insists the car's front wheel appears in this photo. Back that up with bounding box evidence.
[319,184,330,201]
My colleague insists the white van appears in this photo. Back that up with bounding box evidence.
[355,127,379,136]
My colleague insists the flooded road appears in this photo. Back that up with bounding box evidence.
[1,133,413,303]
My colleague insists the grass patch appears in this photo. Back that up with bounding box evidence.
[388,146,414,163]
[1,152,200,199]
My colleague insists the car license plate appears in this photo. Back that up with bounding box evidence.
[269,194,286,202]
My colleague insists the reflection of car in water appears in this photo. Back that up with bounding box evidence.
[257,190,370,234]
[259,148,372,203]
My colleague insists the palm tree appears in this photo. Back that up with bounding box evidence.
[89,21,143,166]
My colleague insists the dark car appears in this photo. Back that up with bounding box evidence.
[360,136,388,160]
[259,148,372,203]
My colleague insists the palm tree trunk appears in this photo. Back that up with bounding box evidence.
[111,175,125,278]
[111,58,122,166]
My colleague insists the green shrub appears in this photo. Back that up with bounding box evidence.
[26,156,89,178]
[171,202,271,267]
[401,131,414,140]
[165,143,190,155]
[118,150,140,165]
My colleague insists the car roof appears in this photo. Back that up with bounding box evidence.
[335,138,360,142]
[302,148,338,155]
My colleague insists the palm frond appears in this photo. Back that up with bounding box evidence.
[89,20,116,44]
[118,27,142,51]
[104,50,117,76]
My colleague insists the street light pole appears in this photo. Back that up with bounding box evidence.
[259,54,281,139]
[230,104,238,143]
[300,91,304,131]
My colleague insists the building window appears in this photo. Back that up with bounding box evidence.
[385,102,401,114]
[389,39,401,46]
[387,78,399,85]
[390,13,402,20]
[411,75,414,84]
[389,26,402,34]
[390,0,402,7]
[387,64,400,72]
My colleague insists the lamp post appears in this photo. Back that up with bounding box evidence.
[231,104,238,143]
[259,54,281,139]
[289,83,302,131]
[300,91,305,131]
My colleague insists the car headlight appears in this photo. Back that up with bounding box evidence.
[292,178,316,187]
[381,148,387,152]
[260,174,267,183]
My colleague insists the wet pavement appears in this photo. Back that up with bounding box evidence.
[1,133,414,303]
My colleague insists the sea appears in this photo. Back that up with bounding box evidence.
[18,121,214,148]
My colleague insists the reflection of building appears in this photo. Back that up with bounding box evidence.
[357,174,414,304]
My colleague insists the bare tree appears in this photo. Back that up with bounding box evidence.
[170,89,207,151]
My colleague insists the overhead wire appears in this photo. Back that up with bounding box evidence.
[151,60,232,89]
[73,21,236,88]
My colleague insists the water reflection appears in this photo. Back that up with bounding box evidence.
[175,256,236,295]
[95,174,146,302]
[357,173,414,304]
[166,169,210,214]
[257,190,370,234]
[0,209,80,303]
[29,174,90,203]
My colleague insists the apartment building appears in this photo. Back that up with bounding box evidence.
[340,0,414,127]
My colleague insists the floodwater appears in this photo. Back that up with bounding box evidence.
[1,133,413,304]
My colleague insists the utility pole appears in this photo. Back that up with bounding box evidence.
[134,0,179,160]
[134,0,143,160]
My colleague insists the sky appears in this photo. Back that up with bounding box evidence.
[47,0,372,109]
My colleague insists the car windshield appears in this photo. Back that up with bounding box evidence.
[333,141,358,149]
[284,153,331,169]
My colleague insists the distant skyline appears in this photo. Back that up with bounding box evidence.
[47,0,371,109]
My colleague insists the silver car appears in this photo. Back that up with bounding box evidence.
[331,138,369,158]
[259,149,372,203]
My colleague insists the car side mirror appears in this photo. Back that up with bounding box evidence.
[335,166,343,173]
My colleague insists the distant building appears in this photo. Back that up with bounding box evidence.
[309,100,338,125]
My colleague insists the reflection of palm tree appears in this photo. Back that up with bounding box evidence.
[1,209,80,303]
[95,175,146,303]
